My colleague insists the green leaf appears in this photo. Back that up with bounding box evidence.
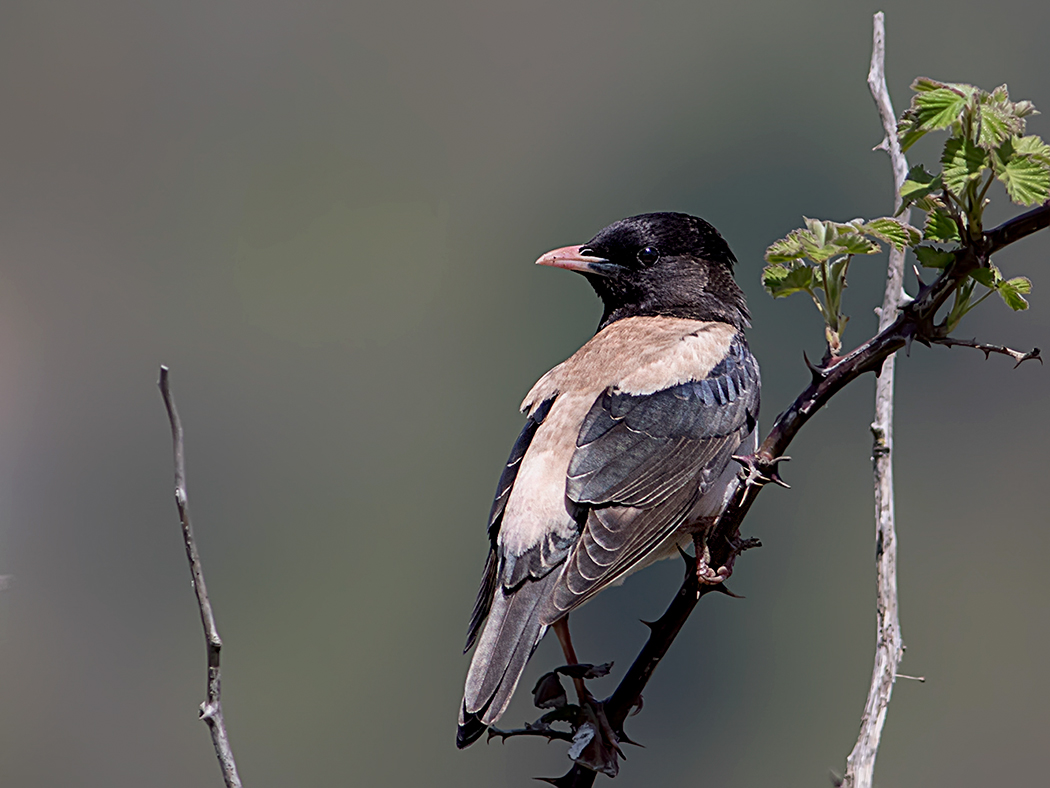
[998,276,1032,310]
[764,232,806,263]
[992,139,1050,205]
[923,208,960,242]
[898,79,971,152]
[899,166,944,213]
[863,218,922,250]
[833,233,881,256]
[1014,134,1050,165]
[976,86,1026,149]
[941,137,989,197]
[969,265,1002,288]
[913,245,955,269]
[913,83,969,130]
[762,261,813,298]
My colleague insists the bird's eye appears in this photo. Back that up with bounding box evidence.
[637,246,660,266]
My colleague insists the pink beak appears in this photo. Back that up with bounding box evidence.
[534,245,609,274]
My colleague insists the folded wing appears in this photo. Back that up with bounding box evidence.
[545,335,759,621]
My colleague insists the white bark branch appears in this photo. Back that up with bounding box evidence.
[159,366,244,788]
[841,13,909,788]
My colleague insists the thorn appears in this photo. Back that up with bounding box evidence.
[617,727,644,746]
[898,285,915,306]
[676,543,693,567]
[639,619,657,631]
[829,769,844,787]
[803,351,825,384]
[873,136,890,152]
[629,694,644,716]
[1014,347,1042,369]
[713,583,745,599]
[912,264,927,287]
[905,332,914,357]
[895,673,926,683]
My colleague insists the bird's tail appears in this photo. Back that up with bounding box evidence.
[457,571,560,748]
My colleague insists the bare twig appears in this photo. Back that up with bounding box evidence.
[929,337,1042,367]
[842,13,909,788]
[158,366,243,788]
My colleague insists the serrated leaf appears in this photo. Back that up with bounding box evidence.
[864,218,922,250]
[993,142,1050,205]
[998,276,1032,310]
[899,166,944,212]
[899,79,973,151]
[764,232,806,263]
[834,233,881,256]
[914,86,969,131]
[923,208,961,242]
[913,245,955,268]
[941,137,989,197]
[1014,134,1050,165]
[1013,100,1038,119]
[976,86,1027,149]
[762,261,813,298]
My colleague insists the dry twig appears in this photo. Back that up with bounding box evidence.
[159,366,243,788]
[841,13,908,788]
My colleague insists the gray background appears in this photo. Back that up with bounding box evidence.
[0,1,1046,786]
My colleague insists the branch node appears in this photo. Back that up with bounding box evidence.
[895,673,926,683]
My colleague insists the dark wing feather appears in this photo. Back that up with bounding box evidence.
[459,568,561,747]
[546,335,759,621]
[465,397,554,651]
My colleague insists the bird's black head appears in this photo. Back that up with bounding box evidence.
[536,212,749,332]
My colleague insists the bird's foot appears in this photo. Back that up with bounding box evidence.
[567,697,624,776]
[692,533,731,586]
[524,664,625,777]
[692,533,762,589]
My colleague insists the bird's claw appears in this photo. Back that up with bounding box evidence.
[692,532,762,590]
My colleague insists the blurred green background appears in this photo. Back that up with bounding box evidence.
[0,1,1046,785]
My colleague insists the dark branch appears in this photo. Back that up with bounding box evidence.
[158,366,243,788]
[488,725,576,744]
[987,200,1050,254]
[929,337,1042,368]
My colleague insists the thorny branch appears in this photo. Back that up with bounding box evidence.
[159,366,244,788]
[841,13,909,788]
[928,337,1042,367]
[541,54,1050,788]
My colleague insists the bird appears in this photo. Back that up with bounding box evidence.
[457,212,760,748]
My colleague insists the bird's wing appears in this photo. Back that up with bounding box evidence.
[464,397,555,652]
[544,334,759,621]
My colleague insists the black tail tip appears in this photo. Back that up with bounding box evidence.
[457,711,488,749]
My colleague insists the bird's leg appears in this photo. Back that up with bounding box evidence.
[552,618,623,757]
[553,617,589,704]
